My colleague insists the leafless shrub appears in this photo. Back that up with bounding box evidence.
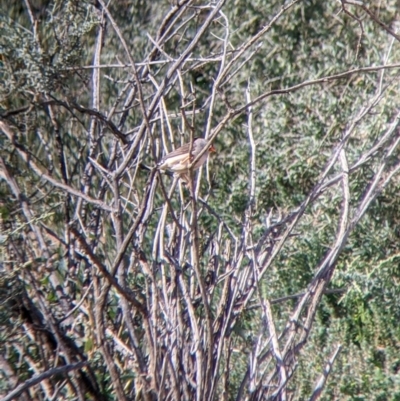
[2,0,400,400]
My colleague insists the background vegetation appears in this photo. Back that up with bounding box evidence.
[2,0,400,400]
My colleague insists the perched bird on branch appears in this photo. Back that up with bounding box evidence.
[158,138,215,181]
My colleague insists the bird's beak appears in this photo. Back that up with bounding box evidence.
[209,145,216,153]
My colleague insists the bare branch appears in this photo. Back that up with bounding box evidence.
[1,362,88,401]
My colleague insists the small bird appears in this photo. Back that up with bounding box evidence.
[158,138,216,175]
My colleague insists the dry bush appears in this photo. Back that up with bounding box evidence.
[2,1,400,400]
